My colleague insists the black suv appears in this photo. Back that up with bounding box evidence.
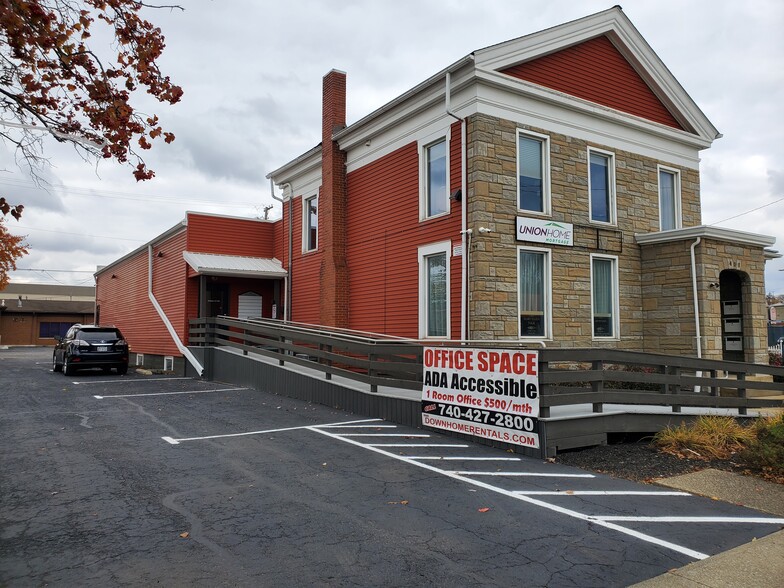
[53,324,129,376]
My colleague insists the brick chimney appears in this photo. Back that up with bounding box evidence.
[319,69,349,328]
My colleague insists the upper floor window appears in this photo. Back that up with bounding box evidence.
[418,241,451,338]
[517,130,550,214]
[591,255,619,339]
[589,149,615,224]
[422,138,448,219]
[303,194,318,251]
[518,247,550,339]
[658,167,681,231]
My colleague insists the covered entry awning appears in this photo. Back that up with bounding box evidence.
[183,252,287,278]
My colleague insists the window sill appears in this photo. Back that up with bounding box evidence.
[517,210,551,218]
[419,211,450,223]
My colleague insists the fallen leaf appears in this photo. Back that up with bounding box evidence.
[478,507,491,513]
[565,490,574,495]
[401,500,409,505]
[179,532,189,538]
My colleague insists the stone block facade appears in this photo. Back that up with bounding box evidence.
[465,112,755,354]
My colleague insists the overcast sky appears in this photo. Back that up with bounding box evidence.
[2,0,783,295]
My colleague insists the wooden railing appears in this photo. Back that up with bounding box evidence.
[189,316,424,392]
[189,317,784,414]
[537,349,784,416]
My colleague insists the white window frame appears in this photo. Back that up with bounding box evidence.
[302,194,318,252]
[517,246,552,340]
[136,353,144,366]
[417,240,452,339]
[587,147,616,225]
[590,253,620,340]
[163,356,174,371]
[657,165,682,231]
[419,130,450,221]
[516,129,551,216]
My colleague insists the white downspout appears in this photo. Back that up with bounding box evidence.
[690,237,702,358]
[270,178,290,321]
[446,69,470,340]
[148,245,204,375]
[690,237,703,392]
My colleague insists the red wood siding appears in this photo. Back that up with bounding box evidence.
[186,212,276,257]
[96,229,187,357]
[288,194,322,324]
[345,121,463,338]
[501,35,683,130]
[273,211,286,265]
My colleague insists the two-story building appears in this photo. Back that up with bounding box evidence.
[96,7,778,373]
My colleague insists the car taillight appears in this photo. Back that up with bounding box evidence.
[116,339,127,347]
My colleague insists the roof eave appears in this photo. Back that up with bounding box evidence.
[635,226,777,249]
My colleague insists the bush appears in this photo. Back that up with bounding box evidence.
[740,413,784,476]
[654,415,754,460]
[654,414,784,479]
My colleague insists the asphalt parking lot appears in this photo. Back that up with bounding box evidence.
[2,347,783,587]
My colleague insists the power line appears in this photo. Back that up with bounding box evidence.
[709,197,784,226]
[0,177,265,208]
[10,224,145,242]
[14,268,94,273]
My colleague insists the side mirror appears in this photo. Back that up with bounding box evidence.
[53,335,63,343]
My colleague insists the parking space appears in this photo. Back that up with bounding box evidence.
[2,348,782,586]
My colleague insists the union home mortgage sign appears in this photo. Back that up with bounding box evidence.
[516,216,574,246]
[421,347,540,448]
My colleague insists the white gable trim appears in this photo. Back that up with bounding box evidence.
[474,7,719,143]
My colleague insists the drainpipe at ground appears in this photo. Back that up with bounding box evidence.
[148,245,204,376]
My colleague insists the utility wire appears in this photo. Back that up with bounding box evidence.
[9,224,145,242]
[0,177,263,208]
[708,197,784,226]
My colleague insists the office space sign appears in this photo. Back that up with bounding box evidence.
[421,347,540,448]
[516,217,573,246]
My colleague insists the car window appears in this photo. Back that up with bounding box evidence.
[79,329,122,341]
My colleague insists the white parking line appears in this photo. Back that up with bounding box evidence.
[594,515,784,524]
[74,377,194,385]
[95,387,247,399]
[310,426,712,560]
[410,457,522,461]
[367,443,470,448]
[514,491,692,496]
[335,434,431,438]
[451,471,595,478]
[162,418,382,445]
[321,425,398,429]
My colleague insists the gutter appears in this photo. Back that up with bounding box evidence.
[445,68,471,340]
[270,179,292,321]
[689,237,703,391]
[148,244,204,376]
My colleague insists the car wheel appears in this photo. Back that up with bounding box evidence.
[53,353,62,373]
[116,364,128,376]
[63,357,75,376]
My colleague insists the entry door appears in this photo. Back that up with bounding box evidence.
[720,271,744,362]
[206,283,229,317]
[238,292,262,320]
